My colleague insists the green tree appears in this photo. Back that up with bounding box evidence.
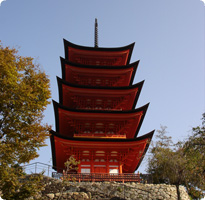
[183,113,205,199]
[147,126,186,200]
[147,119,204,200]
[0,43,51,199]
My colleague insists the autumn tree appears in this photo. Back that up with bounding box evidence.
[63,155,80,181]
[0,43,51,199]
[147,118,205,200]
[57,156,81,199]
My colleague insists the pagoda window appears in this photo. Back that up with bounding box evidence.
[85,106,91,109]
[83,130,91,134]
[96,99,103,106]
[95,151,105,157]
[94,159,105,163]
[109,159,118,163]
[109,166,119,174]
[107,131,115,135]
[81,159,90,162]
[108,123,115,129]
[96,79,102,85]
[81,168,90,173]
[72,75,123,87]
[107,99,112,106]
[86,99,91,104]
[95,122,104,129]
[111,151,118,157]
[106,123,116,135]
[109,169,118,174]
[84,122,91,128]
[82,150,90,156]
[87,79,92,85]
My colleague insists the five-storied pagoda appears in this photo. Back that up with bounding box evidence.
[50,19,154,179]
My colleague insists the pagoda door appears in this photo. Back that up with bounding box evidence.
[94,166,106,173]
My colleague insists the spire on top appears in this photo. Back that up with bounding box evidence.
[94,18,98,48]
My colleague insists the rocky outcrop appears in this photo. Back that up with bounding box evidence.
[25,176,189,200]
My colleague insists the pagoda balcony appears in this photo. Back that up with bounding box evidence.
[54,101,149,138]
[83,107,123,111]
[73,132,126,139]
[52,172,141,183]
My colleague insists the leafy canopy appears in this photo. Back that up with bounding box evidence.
[147,115,205,200]
[0,43,51,199]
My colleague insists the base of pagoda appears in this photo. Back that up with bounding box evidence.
[52,172,141,183]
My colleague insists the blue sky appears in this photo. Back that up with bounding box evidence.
[0,0,204,173]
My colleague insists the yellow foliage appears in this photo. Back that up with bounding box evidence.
[0,42,51,199]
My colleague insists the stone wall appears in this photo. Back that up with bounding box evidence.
[23,176,190,200]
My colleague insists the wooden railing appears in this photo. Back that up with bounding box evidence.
[22,163,153,183]
[52,172,142,183]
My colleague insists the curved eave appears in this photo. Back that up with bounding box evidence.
[57,76,144,90]
[50,130,154,172]
[60,57,139,70]
[61,57,139,86]
[134,130,154,172]
[61,58,140,85]
[53,100,149,114]
[53,100,149,138]
[57,77,144,109]
[63,39,135,65]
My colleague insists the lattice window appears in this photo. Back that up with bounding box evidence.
[72,119,130,138]
[73,74,122,87]
[72,56,123,66]
[70,96,126,110]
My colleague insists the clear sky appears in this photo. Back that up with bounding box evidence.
[0,0,204,173]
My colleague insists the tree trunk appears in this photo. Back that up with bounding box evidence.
[176,184,181,200]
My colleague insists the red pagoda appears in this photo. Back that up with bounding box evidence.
[50,20,154,179]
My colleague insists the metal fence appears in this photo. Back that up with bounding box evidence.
[22,162,54,177]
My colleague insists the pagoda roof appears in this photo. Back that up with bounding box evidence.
[57,77,144,110]
[53,101,149,138]
[64,39,134,66]
[61,57,139,87]
[50,130,154,173]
